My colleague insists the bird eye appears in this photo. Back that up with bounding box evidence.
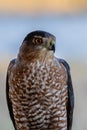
[33,38,42,45]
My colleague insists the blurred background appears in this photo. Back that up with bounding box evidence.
[0,0,87,129]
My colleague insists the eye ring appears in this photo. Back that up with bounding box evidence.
[33,37,43,45]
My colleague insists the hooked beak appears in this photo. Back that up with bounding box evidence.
[47,39,55,52]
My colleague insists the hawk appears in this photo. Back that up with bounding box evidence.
[6,30,74,130]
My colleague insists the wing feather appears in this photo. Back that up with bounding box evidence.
[6,59,17,130]
[58,58,74,130]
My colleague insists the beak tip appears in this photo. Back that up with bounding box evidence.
[52,44,55,52]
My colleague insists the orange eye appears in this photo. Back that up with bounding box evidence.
[33,38,42,45]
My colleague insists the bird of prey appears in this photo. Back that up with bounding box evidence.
[6,30,74,130]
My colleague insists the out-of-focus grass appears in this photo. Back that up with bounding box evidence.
[70,60,87,130]
[0,58,87,130]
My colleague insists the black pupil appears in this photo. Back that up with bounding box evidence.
[36,38,42,44]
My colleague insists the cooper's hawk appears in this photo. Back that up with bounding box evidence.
[6,30,74,130]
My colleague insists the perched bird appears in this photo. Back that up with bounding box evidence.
[6,30,74,130]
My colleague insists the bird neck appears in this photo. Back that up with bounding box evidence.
[17,49,54,65]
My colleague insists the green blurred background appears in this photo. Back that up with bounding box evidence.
[0,0,87,129]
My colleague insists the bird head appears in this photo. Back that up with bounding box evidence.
[18,30,56,62]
